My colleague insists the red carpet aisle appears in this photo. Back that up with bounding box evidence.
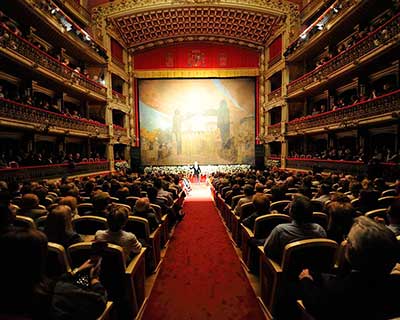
[141,185,265,320]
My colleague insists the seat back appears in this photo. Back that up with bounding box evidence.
[254,214,291,239]
[150,203,162,221]
[311,212,328,230]
[381,189,397,197]
[36,215,47,230]
[125,216,150,243]
[72,216,107,235]
[281,238,338,279]
[231,194,245,208]
[270,200,291,214]
[240,202,256,220]
[378,196,396,209]
[46,242,71,279]
[77,203,94,216]
[126,196,140,210]
[68,242,136,319]
[310,200,324,213]
[114,203,132,213]
[14,215,36,229]
[365,208,388,221]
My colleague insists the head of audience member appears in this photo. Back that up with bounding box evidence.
[44,205,73,243]
[134,197,150,213]
[289,195,313,224]
[271,184,286,202]
[146,186,158,201]
[319,184,331,196]
[253,194,270,214]
[153,178,163,190]
[387,197,400,226]
[0,228,48,316]
[345,216,399,275]
[116,187,130,203]
[107,205,130,232]
[326,201,356,243]
[243,184,255,197]
[358,189,380,212]
[350,181,362,198]
[20,193,40,210]
[255,183,265,194]
[92,192,111,212]
[59,196,78,218]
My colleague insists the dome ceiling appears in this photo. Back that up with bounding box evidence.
[92,0,300,50]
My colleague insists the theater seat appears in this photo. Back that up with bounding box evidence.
[365,208,388,222]
[68,242,146,320]
[72,216,107,236]
[378,196,396,209]
[311,212,328,230]
[77,203,94,216]
[241,214,291,274]
[124,216,161,274]
[46,242,72,279]
[232,202,255,246]
[150,203,169,247]
[270,200,291,214]
[259,238,338,317]
[14,215,36,229]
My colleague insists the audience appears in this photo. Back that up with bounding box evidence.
[132,197,160,233]
[299,216,400,320]
[242,193,270,230]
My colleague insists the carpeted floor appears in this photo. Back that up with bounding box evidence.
[141,184,265,320]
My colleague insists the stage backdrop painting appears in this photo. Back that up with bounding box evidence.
[139,78,255,165]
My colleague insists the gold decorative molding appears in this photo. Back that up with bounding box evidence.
[133,68,259,78]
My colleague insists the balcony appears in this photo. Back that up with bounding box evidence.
[287,13,400,96]
[0,24,107,100]
[268,87,282,102]
[285,158,399,180]
[113,124,129,142]
[286,89,400,134]
[268,123,281,136]
[112,90,128,105]
[300,0,328,22]
[0,98,109,136]
[0,161,110,183]
[54,0,91,26]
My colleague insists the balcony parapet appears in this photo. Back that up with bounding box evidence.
[286,157,399,180]
[286,89,400,134]
[0,24,107,98]
[287,13,400,95]
[300,0,327,22]
[268,87,282,102]
[111,90,128,105]
[55,0,91,25]
[113,124,128,140]
[0,161,110,183]
[0,98,108,136]
[268,123,281,136]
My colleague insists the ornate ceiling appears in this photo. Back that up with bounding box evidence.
[92,0,300,50]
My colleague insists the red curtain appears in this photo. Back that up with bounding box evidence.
[111,38,124,64]
[269,35,282,61]
[134,43,260,70]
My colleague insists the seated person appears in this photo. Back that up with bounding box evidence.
[17,193,47,221]
[44,205,82,249]
[95,205,142,260]
[234,184,255,216]
[0,228,107,319]
[91,191,111,217]
[264,195,327,263]
[313,184,331,204]
[242,194,270,230]
[299,216,400,320]
[132,197,161,232]
[326,200,356,243]
[59,195,79,219]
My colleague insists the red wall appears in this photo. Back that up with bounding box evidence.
[134,43,260,70]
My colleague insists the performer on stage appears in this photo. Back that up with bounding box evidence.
[190,161,201,184]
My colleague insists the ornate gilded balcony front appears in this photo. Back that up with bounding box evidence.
[268,123,281,136]
[112,90,128,105]
[268,87,282,102]
[287,13,400,95]
[0,98,109,136]
[113,124,129,142]
[55,0,91,25]
[287,89,400,134]
[0,24,107,98]
[0,161,110,183]
[286,158,399,181]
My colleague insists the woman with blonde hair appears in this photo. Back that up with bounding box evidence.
[44,205,82,248]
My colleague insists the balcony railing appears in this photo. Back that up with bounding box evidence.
[0,24,107,97]
[0,161,110,183]
[287,13,400,95]
[0,98,109,135]
[286,158,399,180]
[300,0,326,21]
[268,87,282,101]
[112,90,128,105]
[287,89,400,133]
[268,123,281,136]
[113,124,128,139]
